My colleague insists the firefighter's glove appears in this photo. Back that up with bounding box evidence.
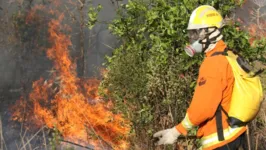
[153,127,180,145]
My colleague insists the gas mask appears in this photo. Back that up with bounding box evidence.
[184,40,203,57]
[184,28,223,57]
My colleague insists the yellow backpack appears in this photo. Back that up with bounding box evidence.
[225,50,264,126]
[212,49,264,141]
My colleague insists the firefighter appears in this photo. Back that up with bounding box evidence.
[153,5,247,150]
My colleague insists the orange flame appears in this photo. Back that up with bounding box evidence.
[236,2,266,45]
[10,3,130,150]
[25,4,46,24]
[246,22,266,45]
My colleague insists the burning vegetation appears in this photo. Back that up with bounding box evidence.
[9,1,130,150]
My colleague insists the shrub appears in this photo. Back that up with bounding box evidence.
[99,0,266,149]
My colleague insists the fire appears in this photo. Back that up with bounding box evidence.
[25,4,46,24]
[246,23,266,45]
[10,2,130,150]
[236,17,266,45]
[237,0,266,45]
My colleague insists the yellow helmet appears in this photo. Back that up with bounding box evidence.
[187,5,223,30]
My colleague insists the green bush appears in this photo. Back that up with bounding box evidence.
[99,0,266,149]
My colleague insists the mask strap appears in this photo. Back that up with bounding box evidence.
[199,28,221,52]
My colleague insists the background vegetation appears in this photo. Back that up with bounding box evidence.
[99,0,266,149]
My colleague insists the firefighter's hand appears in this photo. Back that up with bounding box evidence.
[153,127,180,145]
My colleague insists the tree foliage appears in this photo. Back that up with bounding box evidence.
[99,0,266,149]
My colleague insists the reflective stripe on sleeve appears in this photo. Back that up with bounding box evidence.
[181,113,194,130]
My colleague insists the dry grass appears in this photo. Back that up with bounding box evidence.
[0,115,7,150]
[16,125,95,150]
[0,123,49,150]
[17,126,47,150]
[250,96,266,150]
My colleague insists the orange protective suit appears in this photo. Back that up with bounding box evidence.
[176,40,246,150]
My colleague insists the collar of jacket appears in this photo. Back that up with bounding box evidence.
[205,40,227,57]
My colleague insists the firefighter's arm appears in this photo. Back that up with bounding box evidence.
[176,62,224,135]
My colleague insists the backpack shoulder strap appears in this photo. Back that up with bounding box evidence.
[211,47,228,57]
[215,104,229,141]
[215,105,225,141]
